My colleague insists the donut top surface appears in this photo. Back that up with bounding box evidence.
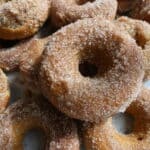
[39,18,144,122]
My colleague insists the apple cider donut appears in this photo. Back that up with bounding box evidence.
[0,0,50,40]
[83,87,150,150]
[129,0,150,23]
[0,97,80,150]
[0,69,10,113]
[51,0,118,28]
[115,17,150,80]
[39,18,144,122]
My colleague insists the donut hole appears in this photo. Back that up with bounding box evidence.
[23,129,45,150]
[79,48,113,78]
[79,61,98,77]
[76,0,95,5]
[112,113,135,134]
[144,80,150,88]
[137,137,143,141]
[7,72,24,105]
[0,39,19,49]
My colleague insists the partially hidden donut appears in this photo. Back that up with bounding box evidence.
[39,18,144,122]
[83,87,150,150]
[0,69,10,113]
[0,0,50,40]
[0,96,80,149]
[51,0,118,28]
[115,17,150,80]
[0,21,52,93]
[0,36,48,94]
[129,0,150,23]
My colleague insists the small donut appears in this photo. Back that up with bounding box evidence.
[115,17,150,80]
[0,96,80,149]
[0,37,48,94]
[0,69,10,113]
[83,87,150,150]
[117,0,136,14]
[39,18,144,122]
[0,20,52,72]
[51,0,118,28]
[0,0,50,40]
[129,0,150,23]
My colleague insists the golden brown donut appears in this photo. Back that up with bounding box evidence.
[83,87,150,150]
[0,0,50,40]
[0,69,10,113]
[0,96,80,149]
[51,0,118,28]
[117,0,136,14]
[39,18,144,122]
[115,17,150,80]
[129,0,150,23]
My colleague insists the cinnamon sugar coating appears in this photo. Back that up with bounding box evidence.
[0,69,10,113]
[0,97,80,149]
[115,17,150,80]
[39,18,144,122]
[51,0,118,28]
[0,0,50,40]
[83,87,150,150]
[129,0,150,23]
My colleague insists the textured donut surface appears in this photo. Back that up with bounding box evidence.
[0,0,50,40]
[115,17,150,80]
[129,0,150,23]
[83,87,150,150]
[0,97,80,149]
[0,69,10,113]
[39,18,144,122]
[51,0,118,28]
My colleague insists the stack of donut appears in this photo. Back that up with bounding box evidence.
[0,0,149,149]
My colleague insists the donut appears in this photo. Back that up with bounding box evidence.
[0,96,80,149]
[0,20,52,72]
[115,17,150,80]
[0,37,48,94]
[83,87,150,150]
[0,69,10,113]
[39,18,144,122]
[51,0,118,28]
[129,0,150,23]
[0,0,50,40]
[117,0,136,14]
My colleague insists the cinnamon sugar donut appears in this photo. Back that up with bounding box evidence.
[0,97,80,149]
[0,37,48,94]
[115,17,150,80]
[83,87,150,150]
[0,0,50,40]
[51,0,118,28]
[129,0,150,23]
[39,18,144,122]
[0,69,10,113]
